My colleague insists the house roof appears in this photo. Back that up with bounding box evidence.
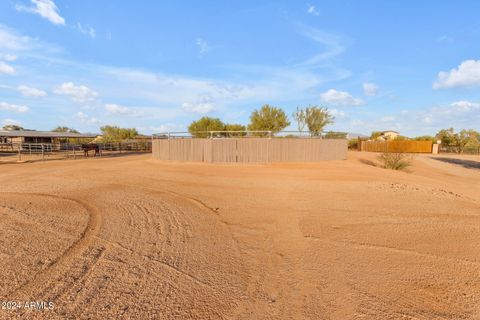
[0,130,97,138]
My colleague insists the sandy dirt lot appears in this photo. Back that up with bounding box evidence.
[0,151,479,319]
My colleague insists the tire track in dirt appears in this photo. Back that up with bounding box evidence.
[108,183,221,215]
[0,192,102,299]
[304,236,480,266]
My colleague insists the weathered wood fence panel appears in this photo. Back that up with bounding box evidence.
[360,140,433,153]
[152,138,347,163]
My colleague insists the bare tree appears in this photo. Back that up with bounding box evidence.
[292,107,306,132]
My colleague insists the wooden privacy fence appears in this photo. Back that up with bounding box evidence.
[152,138,348,163]
[360,140,433,153]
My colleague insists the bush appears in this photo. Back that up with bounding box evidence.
[378,152,411,170]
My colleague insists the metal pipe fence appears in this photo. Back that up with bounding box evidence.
[0,141,152,164]
[152,130,348,139]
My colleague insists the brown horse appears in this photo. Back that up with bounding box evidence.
[81,144,100,157]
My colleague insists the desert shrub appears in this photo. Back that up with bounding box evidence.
[378,152,411,170]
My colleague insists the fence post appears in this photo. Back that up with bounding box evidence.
[42,144,45,161]
[18,145,21,161]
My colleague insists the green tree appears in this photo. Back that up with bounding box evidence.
[457,129,480,153]
[2,124,24,131]
[435,128,456,146]
[100,125,139,142]
[304,106,334,136]
[52,126,80,133]
[188,117,225,138]
[247,104,290,135]
[224,123,246,137]
[435,128,480,153]
[292,107,306,132]
[413,135,436,142]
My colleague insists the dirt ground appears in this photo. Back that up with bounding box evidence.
[0,151,479,319]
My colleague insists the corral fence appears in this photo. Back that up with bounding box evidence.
[359,140,433,153]
[0,141,151,164]
[152,131,348,163]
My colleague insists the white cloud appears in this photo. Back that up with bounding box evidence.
[346,100,480,136]
[363,82,379,96]
[104,103,142,116]
[0,24,356,132]
[149,123,181,133]
[181,95,216,114]
[16,0,65,26]
[17,85,47,97]
[307,4,320,16]
[74,111,99,124]
[0,25,33,51]
[195,38,211,54]
[433,60,480,89]
[2,118,22,126]
[296,24,346,65]
[0,61,15,75]
[320,89,363,106]
[76,23,96,38]
[54,82,98,103]
[397,101,480,132]
[329,108,346,118]
[437,35,453,43]
[450,100,480,110]
[380,115,395,122]
[1,54,17,61]
[0,101,29,113]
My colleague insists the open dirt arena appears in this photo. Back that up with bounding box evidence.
[1,152,479,319]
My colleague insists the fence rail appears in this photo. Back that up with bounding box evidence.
[0,142,151,164]
[152,130,348,139]
[360,140,433,153]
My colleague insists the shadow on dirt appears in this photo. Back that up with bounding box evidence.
[358,158,378,167]
[431,157,480,170]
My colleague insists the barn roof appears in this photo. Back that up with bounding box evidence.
[0,130,97,138]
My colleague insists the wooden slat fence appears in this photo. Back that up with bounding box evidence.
[152,138,347,163]
[360,140,433,153]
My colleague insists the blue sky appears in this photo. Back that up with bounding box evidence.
[0,0,479,135]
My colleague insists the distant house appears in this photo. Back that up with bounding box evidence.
[0,130,96,145]
[376,130,399,141]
